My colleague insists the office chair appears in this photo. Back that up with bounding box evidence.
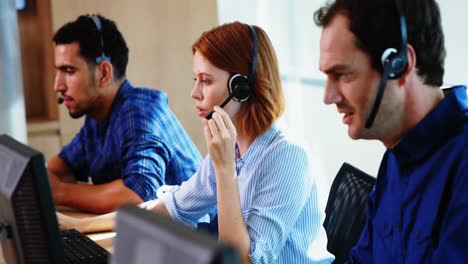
[323,162,376,264]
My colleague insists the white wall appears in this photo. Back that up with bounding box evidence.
[439,2,468,86]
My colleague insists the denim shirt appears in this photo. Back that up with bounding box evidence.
[59,80,202,201]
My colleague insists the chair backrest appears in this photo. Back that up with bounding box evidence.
[323,162,376,264]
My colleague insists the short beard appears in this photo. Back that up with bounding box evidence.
[68,66,99,119]
[69,110,86,119]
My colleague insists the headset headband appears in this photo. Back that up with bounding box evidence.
[91,15,111,64]
[365,0,408,128]
[247,24,258,84]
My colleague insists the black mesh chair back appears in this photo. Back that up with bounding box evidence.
[323,162,376,264]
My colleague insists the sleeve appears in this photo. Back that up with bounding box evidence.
[58,127,89,182]
[246,143,320,263]
[431,158,468,262]
[119,104,171,201]
[346,186,376,264]
[162,155,217,228]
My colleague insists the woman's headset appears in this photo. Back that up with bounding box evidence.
[227,24,258,102]
[205,24,258,119]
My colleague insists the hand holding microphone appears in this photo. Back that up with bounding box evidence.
[204,106,237,168]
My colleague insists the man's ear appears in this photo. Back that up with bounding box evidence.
[399,44,416,86]
[97,61,113,87]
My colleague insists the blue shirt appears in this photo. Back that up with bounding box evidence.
[348,85,468,263]
[59,80,202,201]
[162,124,334,264]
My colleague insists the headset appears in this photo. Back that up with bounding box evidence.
[90,15,111,64]
[205,24,258,120]
[365,0,408,128]
[228,24,258,103]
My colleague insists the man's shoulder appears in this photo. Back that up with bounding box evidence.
[118,86,169,113]
[110,85,178,134]
[123,84,167,103]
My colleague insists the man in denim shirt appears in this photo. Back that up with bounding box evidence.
[48,14,202,214]
[315,0,467,262]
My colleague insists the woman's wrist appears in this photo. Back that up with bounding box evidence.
[213,164,237,181]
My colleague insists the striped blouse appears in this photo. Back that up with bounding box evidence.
[162,124,334,263]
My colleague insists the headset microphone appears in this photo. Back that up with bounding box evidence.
[57,97,64,104]
[205,74,252,119]
[365,0,408,128]
[205,96,233,120]
[205,24,258,120]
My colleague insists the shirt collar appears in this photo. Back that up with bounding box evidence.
[92,79,132,128]
[240,123,282,162]
[113,79,132,107]
[393,85,467,167]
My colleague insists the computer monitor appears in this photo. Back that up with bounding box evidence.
[112,204,239,264]
[0,134,64,263]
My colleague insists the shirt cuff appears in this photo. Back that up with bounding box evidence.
[248,237,270,264]
[161,191,210,229]
[161,191,198,229]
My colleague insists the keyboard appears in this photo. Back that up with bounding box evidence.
[61,229,110,264]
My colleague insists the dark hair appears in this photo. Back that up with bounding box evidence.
[314,0,446,86]
[53,14,129,80]
[192,22,285,137]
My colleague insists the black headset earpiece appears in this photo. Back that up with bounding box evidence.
[90,15,111,64]
[365,0,408,128]
[228,74,250,102]
[381,46,407,80]
[227,24,258,102]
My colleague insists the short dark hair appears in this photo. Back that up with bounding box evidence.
[53,14,129,80]
[314,0,446,86]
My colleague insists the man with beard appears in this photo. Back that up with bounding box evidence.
[48,14,202,214]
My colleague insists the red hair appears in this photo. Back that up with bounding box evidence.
[192,22,285,137]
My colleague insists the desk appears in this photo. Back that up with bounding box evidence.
[0,207,115,263]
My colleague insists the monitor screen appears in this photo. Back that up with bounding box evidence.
[111,204,239,264]
[0,134,64,263]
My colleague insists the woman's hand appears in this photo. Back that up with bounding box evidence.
[204,106,237,172]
